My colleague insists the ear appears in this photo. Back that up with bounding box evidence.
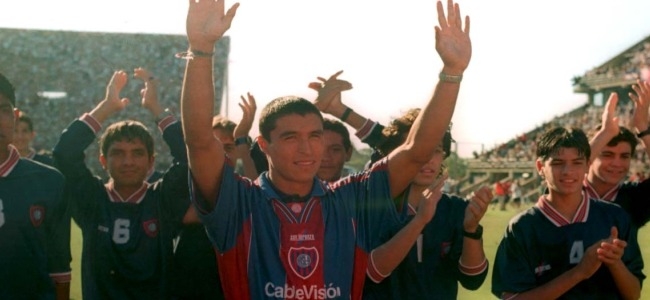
[345,148,353,162]
[535,158,544,177]
[258,136,269,154]
[99,154,107,170]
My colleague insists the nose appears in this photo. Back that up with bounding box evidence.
[297,137,312,155]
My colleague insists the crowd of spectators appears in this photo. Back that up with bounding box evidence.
[582,40,650,83]
[0,28,229,178]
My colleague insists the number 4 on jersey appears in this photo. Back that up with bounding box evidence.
[569,240,584,264]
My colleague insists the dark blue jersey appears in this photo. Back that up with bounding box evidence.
[0,146,71,300]
[584,179,650,228]
[53,116,190,300]
[364,193,488,299]
[492,194,645,299]
[192,158,400,299]
[26,150,54,166]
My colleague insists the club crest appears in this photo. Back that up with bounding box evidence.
[440,241,451,258]
[30,205,45,227]
[142,219,159,238]
[288,247,319,280]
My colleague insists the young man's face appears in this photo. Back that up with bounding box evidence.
[317,129,352,182]
[589,142,632,187]
[536,147,589,196]
[412,145,446,187]
[0,95,16,151]
[261,113,324,187]
[12,120,35,152]
[213,128,236,157]
[100,138,154,188]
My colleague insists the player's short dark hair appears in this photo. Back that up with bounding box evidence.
[258,96,323,142]
[0,73,16,107]
[100,120,154,158]
[323,118,352,152]
[378,108,452,159]
[212,115,237,133]
[17,111,34,132]
[536,126,590,161]
[589,124,638,156]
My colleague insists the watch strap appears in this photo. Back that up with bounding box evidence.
[234,136,252,146]
[463,224,483,240]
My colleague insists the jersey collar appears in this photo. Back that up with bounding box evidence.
[0,145,21,178]
[536,192,590,227]
[259,173,327,202]
[104,180,150,204]
[583,178,620,202]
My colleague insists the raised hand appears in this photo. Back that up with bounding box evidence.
[414,171,447,224]
[133,67,162,116]
[104,70,130,113]
[435,0,472,75]
[186,0,240,52]
[597,226,627,267]
[233,92,257,139]
[308,70,352,116]
[600,92,621,137]
[463,185,492,232]
[629,80,650,133]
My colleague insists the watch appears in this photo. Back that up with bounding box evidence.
[234,136,252,146]
[463,224,483,240]
[636,127,650,139]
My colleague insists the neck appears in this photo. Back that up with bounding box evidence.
[545,190,583,220]
[407,184,428,206]
[268,170,313,198]
[0,144,11,163]
[16,147,33,157]
[586,173,618,197]
[111,181,144,200]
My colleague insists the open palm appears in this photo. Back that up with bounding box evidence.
[186,0,239,51]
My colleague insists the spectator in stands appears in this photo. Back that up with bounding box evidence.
[12,111,54,165]
[492,126,643,299]
[493,179,508,211]
[180,0,471,298]
[585,81,650,229]
[309,71,490,299]
[0,72,71,300]
[509,179,522,209]
[53,70,190,299]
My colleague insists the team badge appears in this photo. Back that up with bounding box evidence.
[142,219,159,238]
[288,247,319,279]
[30,205,45,227]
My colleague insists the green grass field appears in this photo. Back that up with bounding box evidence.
[68,204,650,299]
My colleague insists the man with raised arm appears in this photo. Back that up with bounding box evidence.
[585,81,650,228]
[181,0,471,298]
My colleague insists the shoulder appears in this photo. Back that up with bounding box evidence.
[590,198,629,218]
[505,207,540,232]
[16,158,64,180]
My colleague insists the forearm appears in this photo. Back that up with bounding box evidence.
[459,238,488,274]
[55,282,70,300]
[236,144,259,179]
[608,261,641,300]
[511,267,584,300]
[369,217,427,282]
[589,129,616,162]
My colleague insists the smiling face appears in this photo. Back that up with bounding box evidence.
[317,129,352,182]
[100,138,154,189]
[588,142,632,188]
[260,113,324,193]
[12,118,35,153]
[537,147,589,197]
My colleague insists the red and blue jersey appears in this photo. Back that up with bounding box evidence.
[53,115,190,299]
[0,145,71,299]
[363,192,488,299]
[492,194,645,299]
[192,158,400,299]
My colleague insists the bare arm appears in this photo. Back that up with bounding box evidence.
[233,92,259,179]
[54,282,70,300]
[589,93,620,162]
[387,0,472,198]
[182,0,239,207]
[630,80,650,157]
[459,186,491,273]
[597,227,640,300]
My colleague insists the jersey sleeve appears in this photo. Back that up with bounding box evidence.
[43,170,72,283]
[52,117,103,228]
[451,197,489,290]
[620,179,650,228]
[491,219,537,298]
[191,160,253,252]
[614,206,646,284]
[157,120,191,229]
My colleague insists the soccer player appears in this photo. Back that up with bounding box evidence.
[181,0,471,298]
[310,82,491,298]
[12,111,54,165]
[53,69,190,299]
[492,126,644,299]
[0,72,71,299]
[585,82,650,228]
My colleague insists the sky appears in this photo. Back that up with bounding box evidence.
[2,0,650,158]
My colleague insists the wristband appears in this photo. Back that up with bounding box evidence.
[439,72,463,84]
[341,107,353,122]
[637,127,650,139]
[234,136,252,146]
[463,224,483,240]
